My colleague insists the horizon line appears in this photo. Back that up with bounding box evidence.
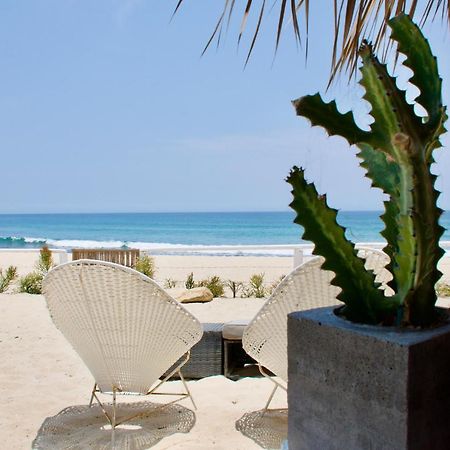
[0,209,392,216]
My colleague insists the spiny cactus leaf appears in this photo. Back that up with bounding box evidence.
[404,168,445,326]
[392,214,416,302]
[357,143,399,195]
[357,143,401,285]
[359,43,422,153]
[425,113,448,161]
[287,166,397,324]
[384,135,416,304]
[379,201,399,291]
[292,94,370,145]
[389,14,443,134]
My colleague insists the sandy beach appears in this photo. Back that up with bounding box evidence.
[0,250,289,449]
[1,250,450,449]
[0,250,295,300]
[0,250,293,286]
[0,292,287,450]
[4,249,450,287]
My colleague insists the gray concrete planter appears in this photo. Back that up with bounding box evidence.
[287,306,450,450]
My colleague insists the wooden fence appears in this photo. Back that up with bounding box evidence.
[71,248,140,268]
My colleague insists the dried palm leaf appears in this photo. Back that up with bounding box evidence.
[173,0,449,82]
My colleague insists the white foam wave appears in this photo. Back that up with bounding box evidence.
[33,239,307,256]
[4,236,450,258]
[127,242,313,257]
[24,237,47,243]
[46,239,126,249]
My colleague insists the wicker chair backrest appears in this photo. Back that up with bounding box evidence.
[43,259,203,394]
[243,248,390,382]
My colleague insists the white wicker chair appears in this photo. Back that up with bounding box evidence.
[242,247,391,410]
[43,259,203,445]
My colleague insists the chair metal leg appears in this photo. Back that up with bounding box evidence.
[178,370,197,410]
[88,351,197,438]
[111,389,116,448]
[89,383,97,407]
[263,384,279,412]
[257,364,287,414]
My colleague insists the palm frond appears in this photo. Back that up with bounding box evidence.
[173,0,449,81]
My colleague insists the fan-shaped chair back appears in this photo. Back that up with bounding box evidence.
[243,248,390,382]
[43,260,203,394]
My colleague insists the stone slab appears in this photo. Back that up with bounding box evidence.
[167,286,214,303]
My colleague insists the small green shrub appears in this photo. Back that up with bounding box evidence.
[134,255,156,278]
[19,272,44,294]
[436,282,450,297]
[164,278,177,289]
[268,274,286,295]
[0,266,18,293]
[198,275,225,297]
[226,280,243,298]
[185,272,195,289]
[242,273,267,298]
[18,246,53,295]
[36,245,53,274]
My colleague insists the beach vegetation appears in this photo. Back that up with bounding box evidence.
[19,272,44,295]
[0,266,18,293]
[242,273,267,298]
[226,280,243,298]
[268,275,286,295]
[19,246,54,295]
[134,255,156,279]
[36,245,53,274]
[164,278,177,289]
[185,272,195,289]
[287,15,447,327]
[197,276,225,297]
[183,272,226,296]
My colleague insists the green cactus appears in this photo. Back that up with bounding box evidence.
[287,14,447,327]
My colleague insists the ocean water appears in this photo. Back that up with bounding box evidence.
[0,211,449,255]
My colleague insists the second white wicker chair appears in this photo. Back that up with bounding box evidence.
[242,248,391,410]
[43,259,203,446]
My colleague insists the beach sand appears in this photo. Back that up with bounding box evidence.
[0,251,288,449]
[0,250,295,301]
[1,250,450,449]
[0,293,285,450]
[3,249,450,286]
[0,250,293,288]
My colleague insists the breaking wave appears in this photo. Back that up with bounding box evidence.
[0,236,302,256]
[1,236,449,257]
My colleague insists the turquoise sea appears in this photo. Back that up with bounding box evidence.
[0,211,449,255]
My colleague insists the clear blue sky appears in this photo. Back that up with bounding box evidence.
[0,1,449,213]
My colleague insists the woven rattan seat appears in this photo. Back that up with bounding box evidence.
[166,322,224,379]
[42,259,203,446]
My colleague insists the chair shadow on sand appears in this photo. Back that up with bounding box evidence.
[32,401,195,450]
[235,408,288,450]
